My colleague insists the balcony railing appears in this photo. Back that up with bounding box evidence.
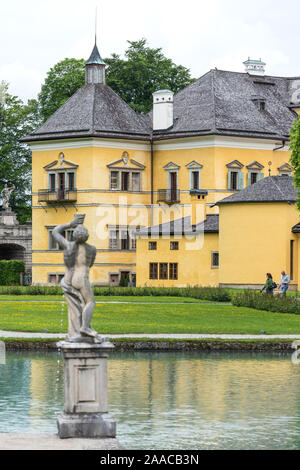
[38,188,77,203]
[157,189,180,204]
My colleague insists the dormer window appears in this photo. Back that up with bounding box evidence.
[252,97,266,111]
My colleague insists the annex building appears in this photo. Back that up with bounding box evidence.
[22,45,300,289]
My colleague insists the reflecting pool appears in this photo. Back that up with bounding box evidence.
[1,350,300,450]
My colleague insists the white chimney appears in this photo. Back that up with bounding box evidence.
[152,89,174,131]
[243,57,266,76]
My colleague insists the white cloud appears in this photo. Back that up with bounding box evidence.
[0,0,299,101]
[0,63,43,102]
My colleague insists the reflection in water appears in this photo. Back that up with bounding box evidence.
[0,351,300,449]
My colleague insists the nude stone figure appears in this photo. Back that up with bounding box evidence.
[52,214,102,343]
[1,184,15,211]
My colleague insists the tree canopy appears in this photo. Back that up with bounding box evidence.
[290,115,300,209]
[37,39,195,120]
[0,83,39,223]
[105,39,195,113]
[38,58,86,122]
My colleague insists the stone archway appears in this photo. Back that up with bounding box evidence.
[0,243,26,262]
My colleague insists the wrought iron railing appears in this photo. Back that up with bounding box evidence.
[38,188,77,203]
[157,189,180,204]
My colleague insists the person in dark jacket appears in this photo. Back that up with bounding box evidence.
[261,273,274,295]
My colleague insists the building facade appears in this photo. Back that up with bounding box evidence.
[22,49,300,288]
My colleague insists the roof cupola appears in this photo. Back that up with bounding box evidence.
[243,57,266,76]
[85,42,106,85]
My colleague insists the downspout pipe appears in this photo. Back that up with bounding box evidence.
[273,140,286,151]
[150,135,154,226]
[150,136,154,205]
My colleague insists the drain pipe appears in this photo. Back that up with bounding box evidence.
[150,135,154,225]
[273,140,286,151]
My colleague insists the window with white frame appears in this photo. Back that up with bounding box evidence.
[186,162,203,191]
[109,227,137,251]
[48,228,74,250]
[246,162,264,186]
[47,171,76,191]
[109,170,141,192]
[226,161,244,191]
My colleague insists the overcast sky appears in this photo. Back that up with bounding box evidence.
[1,0,300,103]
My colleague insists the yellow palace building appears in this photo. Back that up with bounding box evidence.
[22,46,300,289]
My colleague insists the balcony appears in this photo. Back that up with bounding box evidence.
[38,188,77,204]
[157,189,180,204]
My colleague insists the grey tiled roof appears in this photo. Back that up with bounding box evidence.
[21,69,299,143]
[217,175,297,205]
[138,214,219,236]
[21,84,152,142]
[153,70,299,141]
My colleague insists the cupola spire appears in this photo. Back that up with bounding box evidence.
[85,8,106,85]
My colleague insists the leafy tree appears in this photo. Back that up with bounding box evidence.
[37,40,195,119]
[105,39,195,114]
[0,83,39,223]
[38,58,86,122]
[290,116,300,209]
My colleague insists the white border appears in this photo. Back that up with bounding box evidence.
[154,135,290,151]
[29,138,150,152]
[28,135,290,152]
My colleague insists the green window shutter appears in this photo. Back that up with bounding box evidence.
[247,172,251,186]
[258,172,264,181]
[238,171,244,190]
[227,171,232,189]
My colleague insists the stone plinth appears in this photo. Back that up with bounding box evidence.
[57,339,116,439]
[0,210,19,226]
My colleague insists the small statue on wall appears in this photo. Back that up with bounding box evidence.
[52,213,102,343]
[1,184,15,211]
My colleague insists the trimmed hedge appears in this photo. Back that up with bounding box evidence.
[0,260,25,286]
[232,290,300,315]
[0,284,231,302]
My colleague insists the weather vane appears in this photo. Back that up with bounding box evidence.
[268,161,272,176]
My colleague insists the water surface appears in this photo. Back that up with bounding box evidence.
[0,350,300,450]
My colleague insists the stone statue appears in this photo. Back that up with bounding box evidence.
[1,184,15,211]
[52,214,102,343]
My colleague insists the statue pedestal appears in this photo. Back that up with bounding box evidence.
[57,340,116,439]
[0,210,19,226]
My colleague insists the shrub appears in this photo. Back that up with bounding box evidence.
[0,260,25,285]
[232,290,300,315]
[0,285,62,295]
[92,286,231,302]
[0,284,231,301]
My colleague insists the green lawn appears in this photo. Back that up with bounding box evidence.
[0,299,300,335]
[0,295,203,303]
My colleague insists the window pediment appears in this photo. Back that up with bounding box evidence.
[186,161,203,170]
[246,161,264,170]
[226,160,244,170]
[107,157,145,170]
[44,158,78,172]
[163,162,180,171]
[278,163,293,173]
